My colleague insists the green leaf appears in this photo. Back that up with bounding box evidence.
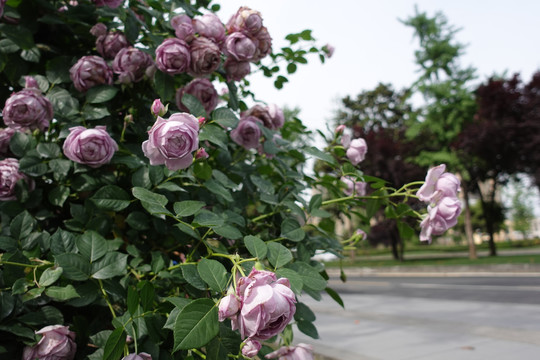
[50,229,76,255]
[46,56,72,83]
[54,253,90,281]
[207,335,230,360]
[205,179,233,202]
[289,262,327,291]
[19,156,48,176]
[280,218,305,242]
[181,264,207,290]
[182,93,206,117]
[36,143,61,158]
[38,267,63,287]
[45,285,80,301]
[197,259,228,292]
[193,161,212,180]
[174,200,205,217]
[397,221,415,240]
[91,185,131,212]
[140,281,155,312]
[103,327,126,360]
[91,252,128,279]
[211,107,239,128]
[297,320,319,339]
[9,131,31,157]
[0,24,34,49]
[48,186,70,207]
[125,211,150,230]
[154,70,175,102]
[250,175,274,195]
[20,47,40,63]
[47,87,79,118]
[10,211,36,240]
[131,166,151,188]
[193,210,224,227]
[275,268,303,294]
[77,231,108,263]
[213,224,242,240]
[304,146,337,165]
[294,302,316,322]
[132,187,172,217]
[0,38,19,53]
[86,85,119,104]
[82,104,110,120]
[244,235,267,260]
[199,124,228,150]
[49,159,71,181]
[173,298,219,351]
[325,287,344,308]
[267,242,293,269]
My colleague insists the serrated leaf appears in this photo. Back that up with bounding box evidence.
[47,87,79,118]
[86,85,118,103]
[103,327,126,360]
[36,143,61,158]
[45,285,80,301]
[205,179,233,202]
[10,211,36,240]
[76,231,107,263]
[280,218,305,242]
[267,242,293,269]
[211,107,238,128]
[91,185,131,212]
[38,267,63,287]
[213,224,242,239]
[46,56,72,84]
[199,124,228,150]
[174,200,205,217]
[9,131,30,157]
[19,156,48,176]
[325,287,344,308]
[181,93,206,117]
[154,70,175,101]
[275,268,303,294]
[0,24,34,49]
[290,262,327,291]
[48,186,70,207]
[197,259,228,292]
[244,235,267,260]
[91,252,128,279]
[193,210,224,227]
[304,146,337,165]
[54,253,90,281]
[173,298,218,351]
[297,320,319,339]
[82,104,110,120]
[132,187,171,217]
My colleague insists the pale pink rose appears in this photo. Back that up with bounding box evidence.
[265,343,314,360]
[416,164,460,204]
[188,36,221,77]
[69,55,113,92]
[155,38,191,75]
[242,339,262,358]
[171,14,194,41]
[63,126,118,168]
[419,196,462,243]
[22,325,76,360]
[346,138,367,165]
[224,58,251,81]
[142,113,199,171]
[226,7,263,35]
[2,88,53,131]
[341,176,367,196]
[230,116,262,150]
[193,13,225,44]
[224,32,258,62]
[175,78,218,115]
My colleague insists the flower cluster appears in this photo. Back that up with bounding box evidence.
[416,164,462,243]
[231,103,284,152]
[218,269,297,358]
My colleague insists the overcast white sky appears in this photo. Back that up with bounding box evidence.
[217,0,540,135]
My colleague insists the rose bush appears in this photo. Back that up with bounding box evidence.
[0,1,460,359]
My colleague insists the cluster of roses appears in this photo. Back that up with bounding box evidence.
[218,268,313,360]
[336,125,368,197]
[416,164,462,243]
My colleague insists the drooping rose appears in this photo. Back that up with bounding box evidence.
[224,32,258,62]
[69,55,113,92]
[175,78,218,115]
[224,58,251,81]
[155,38,191,75]
[171,14,194,41]
[2,89,53,131]
[92,0,123,8]
[193,13,225,44]
[346,138,367,165]
[113,47,154,83]
[22,325,76,360]
[95,31,129,59]
[252,26,272,62]
[218,269,296,344]
[265,343,314,360]
[419,196,462,243]
[121,353,152,360]
[226,7,263,35]
[63,126,118,168]
[230,116,262,150]
[341,176,367,197]
[188,36,221,77]
[0,158,28,201]
[0,127,15,155]
[241,104,284,130]
[416,164,460,203]
[142,113,199,171]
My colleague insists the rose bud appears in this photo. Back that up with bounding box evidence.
[265,343,314,360]
[224,32,258,62]
[24,76,40,90]
[416,164,460,204]
[2,89,53,131]
[142,113,199,171]
[341,176,367,197]
[92,0,123,8]
[90,23,107,37]
[335,124,346,134]
[224,58,251,81]
[226,6,263,35]
[95,31,129,59]
[195,147,209,160]
[155,38,191,75]
[230,116,262,150]
[121,353,153,360]
[188,36,221,77]
[242,339,262,358]
[323,43,335,58]
[63,126,118,168]
[0,128,16,155]
[22,325,77,360]
[0,158,31,201]
[69,55,113,92]
[151,99,167,117]
[346,138,368,165]
[171,14,195,42]
[193,13,225,44]
[113,47,154,83]
[175,78,218,115]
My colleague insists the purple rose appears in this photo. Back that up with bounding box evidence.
[346,138,367,165]
[95,31,129,59]
[218,269,296,343]
[69,55,113,92]
[113,47,154,83]
[63,126,118,168]
[226,7,263,35]
[175,78,218,115]
[121,353,152,360]
[224,58,251,81]
[2,89,53,131]
[188,36,221,77]
[242,339,262,358]
[0,158,28,201]
[420,196,462,243]
[224,32,258,62]
[416,164,460,203]
[90,23,107,37]
[92,0,123,8]
[266,343,314,360]
[0,127,15,155]
[155,38,191,75]
[341,176,367,196]
[193,13,225,44]
[171,14,194,42]
[230,116,262,150]
[241,104,283,130]
[142,113,199,171]
[151,99,167,117]
[252,27,272,62]
[22,325,76,360]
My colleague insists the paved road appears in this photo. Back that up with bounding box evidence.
[295,272,540,360]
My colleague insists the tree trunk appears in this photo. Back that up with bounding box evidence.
[462,182,477,259]
[477,180,497,256]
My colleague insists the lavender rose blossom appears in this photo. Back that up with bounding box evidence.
[0,127,15,155]
[63,126,118,168]
[171,14,195,41]
[193,13,225,44]
[142,113,199,171]
[224,32,258,62]
[416,164,460,204]
[346,138,368,165]
[341,176,367,196]
[265,343,314,360]
[155,38,191,75]
[69,55,113,92]
[230,116,262,150]
[175,78,218,115]
[0,158,28,201]
[2,88,53,131]
[95,30,129,59]
[226,7,263,35]
[242,104,284,130]
[22,325,76,360]
[419,196,462,243]
[113,47,154,83]
[224,58,251,81]
[121,353,153,360]
[188,36,221,77]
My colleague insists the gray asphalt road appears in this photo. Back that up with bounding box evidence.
[295,273,540,360]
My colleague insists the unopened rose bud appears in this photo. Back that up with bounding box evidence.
[198,117,206,126]
[335,124,346,134]
[323,43,335,58]
[124,114,134,123]
[195,148,209,160]
[151,99,167,117]
[25,76,39,90]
